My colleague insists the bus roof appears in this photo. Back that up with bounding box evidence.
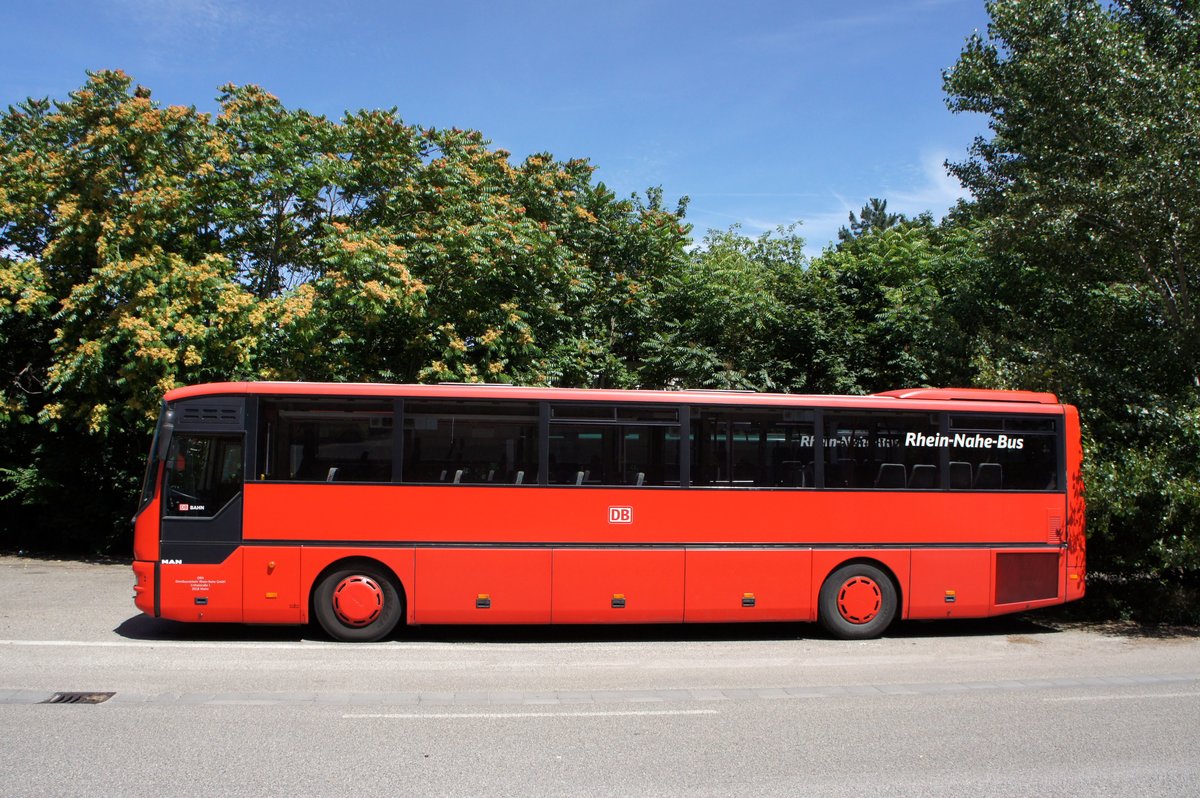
[873,388,1060,404]
[163,382,1066,415]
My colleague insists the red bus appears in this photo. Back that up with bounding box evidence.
[132,382,1085,641]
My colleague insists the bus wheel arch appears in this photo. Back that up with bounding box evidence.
[817,559,900,640]
[310,557,406,642]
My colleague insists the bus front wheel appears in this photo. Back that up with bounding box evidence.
[818,563,897,640]
[313,562,403,642]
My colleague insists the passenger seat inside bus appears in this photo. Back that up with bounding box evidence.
[874,463,906,489]
[908,464,936,489]
[974,462,1003,489]
[949,461,972,489]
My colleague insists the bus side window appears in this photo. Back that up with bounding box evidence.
[947,415,1060,491]
[258,400,393,483]
[823,412,939,490]
[402,400,539,485]
[691,407,815,489]
[165,434,243,517]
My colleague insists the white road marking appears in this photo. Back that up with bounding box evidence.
[1044,692,1200,702]
[342,709,721,719]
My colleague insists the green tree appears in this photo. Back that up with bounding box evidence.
[639,225,806,391]
[945,1,1200,617]
[944,0,1200,386]
[0,71,690,552]
[0,72,264,549]
[810,215,985,393]
[645,216,987,398]
[837,197,906,242]
[552,184,691,388]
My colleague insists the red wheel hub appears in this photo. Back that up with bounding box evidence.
[332,575,384,627]
[836,576,882,624]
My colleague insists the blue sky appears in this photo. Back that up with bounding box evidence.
[3,0,991,255]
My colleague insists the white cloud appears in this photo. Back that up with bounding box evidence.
[671,153,972,258]
[110,0,291,67]
[116,0,246,36]
[799,150,970,256]
[887,150,969,217]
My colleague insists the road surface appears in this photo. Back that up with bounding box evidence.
[1,556,1196,797]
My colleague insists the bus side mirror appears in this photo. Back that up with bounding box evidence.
[156,410,175,461]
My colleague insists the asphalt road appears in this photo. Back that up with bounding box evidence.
[1,556,1198,797]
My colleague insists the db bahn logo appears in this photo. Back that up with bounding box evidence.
[608,506,633,524]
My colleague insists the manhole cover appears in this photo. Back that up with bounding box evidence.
[41,692,115,705]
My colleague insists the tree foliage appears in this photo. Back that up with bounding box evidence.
[837,197,904,242]
[643,214,988,398]
[943,0,1200,615]
[0,70,687,550]
[945,0,1200,386]
[640,225,805,391]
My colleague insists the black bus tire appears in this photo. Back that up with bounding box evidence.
[817,563,898,640]
[312,562,404,642]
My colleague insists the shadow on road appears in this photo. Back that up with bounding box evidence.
[114,615,308,643]
[114,612,1063,645]
[1058,620,1200,639]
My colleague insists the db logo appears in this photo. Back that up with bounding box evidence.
[608,506,633,524]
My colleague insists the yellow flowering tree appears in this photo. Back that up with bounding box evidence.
[0,71,690,551]
[0,72,265,548]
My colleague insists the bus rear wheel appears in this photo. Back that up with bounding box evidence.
[818,563,897,640]
[313,563,403,642]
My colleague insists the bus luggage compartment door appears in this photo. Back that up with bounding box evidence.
[684,549,812,622]
[415,548,551,624]
[552,549,684,623]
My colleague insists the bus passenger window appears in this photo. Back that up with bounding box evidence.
[548,404,680,487]
[947,415,1060,491]
[402,401,538,485]
[823,413,940,490]
[257,400,393,483]
[691,407,815,488]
